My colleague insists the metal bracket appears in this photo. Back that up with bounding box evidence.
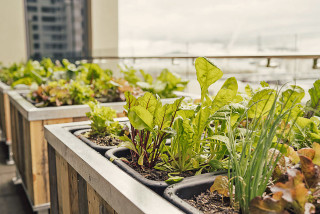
[6,140,14,165]
[12,170,22,185]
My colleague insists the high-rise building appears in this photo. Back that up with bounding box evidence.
[25,0,90,60]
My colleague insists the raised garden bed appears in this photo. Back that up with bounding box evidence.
[44,121,184,214]
[8,90,197,212]
[0,81,29,164]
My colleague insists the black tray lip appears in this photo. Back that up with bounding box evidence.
[164,173,227,214]
[105,147,169,187]
[74,129,118,150]
[106,147,226,195]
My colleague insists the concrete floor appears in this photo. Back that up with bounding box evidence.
[0,142,34,214]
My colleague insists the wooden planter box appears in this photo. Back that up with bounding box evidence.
[0,81,13,143]
[45,121,184,214]
[0,81,29,164]
[8,90,198,212]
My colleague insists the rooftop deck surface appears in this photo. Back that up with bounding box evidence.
[0,142,33,214]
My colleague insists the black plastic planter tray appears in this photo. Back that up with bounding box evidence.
[164,173,225,214]
[74,129,118,155]
[105,147,169,195]
[105,147,225,196]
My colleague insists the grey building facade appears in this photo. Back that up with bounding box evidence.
[25,0,90,60]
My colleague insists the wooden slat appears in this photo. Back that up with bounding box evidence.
[116,112,126,118]
[3,93,11,142]
[87,183,100,214]
[48,144,59,214]
[23,117,33,202]
[68,164,79,213]
[0,91,5,138]
[73,116,88,122]
[100,198,116,214]
[56,152,71,214]
[78,174,88,214]
[30,118,73,206]
[10,103,18,165]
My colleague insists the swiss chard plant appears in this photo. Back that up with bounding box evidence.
[120,91,184,168]
[156,57,239,175]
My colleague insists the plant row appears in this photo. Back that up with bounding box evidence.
[81,57,320,213]
[0,58,188,107]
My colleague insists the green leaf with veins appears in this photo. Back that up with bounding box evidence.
[136,92,158,115]
[195,57,223,102]
[305,79,320,118]
[124,91,138,111]
[211,77,238,114]
[140,69,153,84]
[128,106,154,130]
[247,88,276,118]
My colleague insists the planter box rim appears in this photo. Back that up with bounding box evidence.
[45,121,184,214]
[0,81,11,92]
[8,90,197,121]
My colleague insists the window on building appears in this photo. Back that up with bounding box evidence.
[32,16,38,21]
[27,0,37,3]
[27,6,37,12]
[34,43,40,49]
[43,25,64,31]
[33,34,39,40]
[42,16,56,22]
[44,43,66,49]
[52,35,66,40]
[32,25,38,30]
[42,7,55,13]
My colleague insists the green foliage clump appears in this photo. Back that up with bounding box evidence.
[305,79,320,118]
[121,91,184,168]
[0,58,68,87]
[86,101,123,136]
[29,80,94,107]
[120,66,189,98]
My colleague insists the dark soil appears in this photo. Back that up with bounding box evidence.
[81,132,122,146]
[125,155,196,181]
[185,190,239,214]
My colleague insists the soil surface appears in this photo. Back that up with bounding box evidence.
[125,155,196,181]
[185,190,239,214]
[81,132,122,146]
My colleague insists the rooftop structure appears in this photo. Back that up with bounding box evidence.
[25,0,90,60]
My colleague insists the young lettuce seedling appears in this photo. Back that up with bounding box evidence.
[86,100,125,137]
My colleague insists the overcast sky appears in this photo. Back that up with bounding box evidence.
[119,0,320,55]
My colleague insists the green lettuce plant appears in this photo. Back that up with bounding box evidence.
[120,65,189,98]
[86,101,124,136]
[29,80,94,107]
